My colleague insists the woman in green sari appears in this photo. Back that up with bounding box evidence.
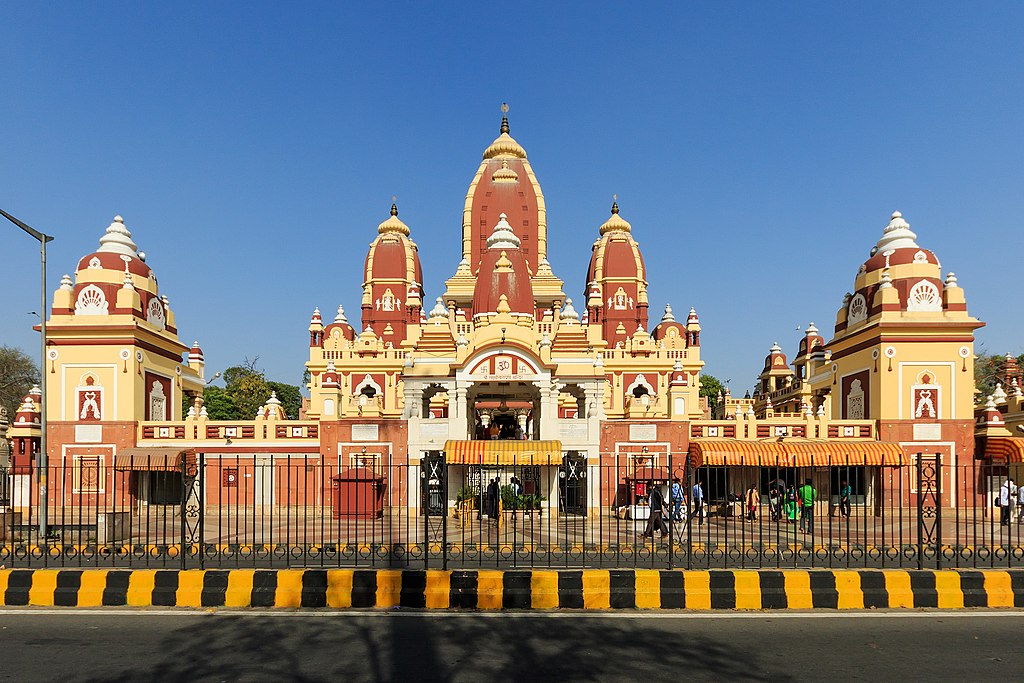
[784,485,798,523]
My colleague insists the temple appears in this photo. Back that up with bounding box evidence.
[7,108,1016,521]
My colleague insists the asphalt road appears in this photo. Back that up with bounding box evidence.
[1,610,1022,682]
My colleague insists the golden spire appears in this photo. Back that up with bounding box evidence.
[377,198,410,236]
[599,196,632,235]
[484,102,526,159]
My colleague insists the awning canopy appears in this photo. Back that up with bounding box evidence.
[689,439,906,468]
[444,440,563,465]
[983,437,1024,464]
[114,448,196,471]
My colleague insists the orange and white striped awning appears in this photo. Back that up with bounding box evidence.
[114,447,196,471]
[984,437,1024,464]
[443,440,563,465]
[688,439,905,468]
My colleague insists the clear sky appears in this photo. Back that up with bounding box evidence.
[2,3,1021,397]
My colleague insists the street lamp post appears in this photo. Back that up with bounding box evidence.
[1,208,54,540]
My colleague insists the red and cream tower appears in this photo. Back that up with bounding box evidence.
[807,211,984,500]
[585,201,650,347]
[306,108,706,511]
[7,216,206,507]
[361,203,424,342]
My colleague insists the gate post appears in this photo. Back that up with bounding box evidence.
[181,451,204,570]
[915,452,941,570]
[421,452,446,570]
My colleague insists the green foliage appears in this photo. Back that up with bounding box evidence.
[975,351,1024,399]
[267,381,302,419]
[202,386,238,420]
[499,485,543,510]
[230,371,270,420]
[518,493,543,510]
[456,485,477,504]
[699,374,725,414]
[0,346,39,419]
[199,358,304,420]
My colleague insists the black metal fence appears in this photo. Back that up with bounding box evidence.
[1,453,1022,570]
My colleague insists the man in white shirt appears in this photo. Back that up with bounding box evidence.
[999,478,1017,527]
[691,480,705,527]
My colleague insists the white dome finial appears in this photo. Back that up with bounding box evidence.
[486,213,521,250]
[428,297,449,321]
[875,209,919,252]
[661,304,675,323]
[560,298,580,322]
[334,304,348,324]
[97,214,140,258]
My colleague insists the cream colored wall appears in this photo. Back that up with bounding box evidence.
[47,343,200,423]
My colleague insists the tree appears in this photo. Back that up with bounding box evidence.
[225,362,270,420]
[267,381,302,420]
[200,357,304,420]
[975,350,1024,399]
[0,346,39,419]
[699,374,725,415]
[202,386,239,420]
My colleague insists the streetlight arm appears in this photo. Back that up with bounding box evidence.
[2,206,53,540]
[0,208,53,243]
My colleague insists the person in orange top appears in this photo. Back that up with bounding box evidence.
[745,485,760,522]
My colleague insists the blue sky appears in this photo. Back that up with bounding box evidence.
[2,3,1021,396]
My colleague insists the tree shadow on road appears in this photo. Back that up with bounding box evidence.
[80,611,789,683]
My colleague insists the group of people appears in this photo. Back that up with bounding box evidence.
[641,477,831,538]
[997,477,1024,526]
[764,479,820,533]
[640,477,705,538]
[474,420,525,440]
[479,475,525,522]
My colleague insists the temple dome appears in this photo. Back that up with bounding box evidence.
[377,203,411,236]
[598,201,632,235]
[75,216,154,282]
[482,111,527,160]
[587,202,646,282]
[364,203,422,282]
[839,211,951,330]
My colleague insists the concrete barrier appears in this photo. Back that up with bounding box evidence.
[1,568,1022,610]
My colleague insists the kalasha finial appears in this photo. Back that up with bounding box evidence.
[500,102,510,134]
[391,196,398,217]
[611,194,619,214]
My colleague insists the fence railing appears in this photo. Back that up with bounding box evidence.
[1,453,1021,570]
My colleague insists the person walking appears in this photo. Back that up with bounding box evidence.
[670,477,685,522]
[797,478,817,534]
[768,486,782,522]
[640,481,669,538]
[839,480,852,518]
[487,477,500,522]
[784,485,798,524]
[999,478,1016,527]
[691,479,705,526]
[745,485,760,522]
[1018,483,1024,526]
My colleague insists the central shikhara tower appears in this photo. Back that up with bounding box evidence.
[304,109,705,468]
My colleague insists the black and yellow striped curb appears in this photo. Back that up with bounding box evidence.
[2,569,1023,610]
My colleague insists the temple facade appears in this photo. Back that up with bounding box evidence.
[5,110,1003,517]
